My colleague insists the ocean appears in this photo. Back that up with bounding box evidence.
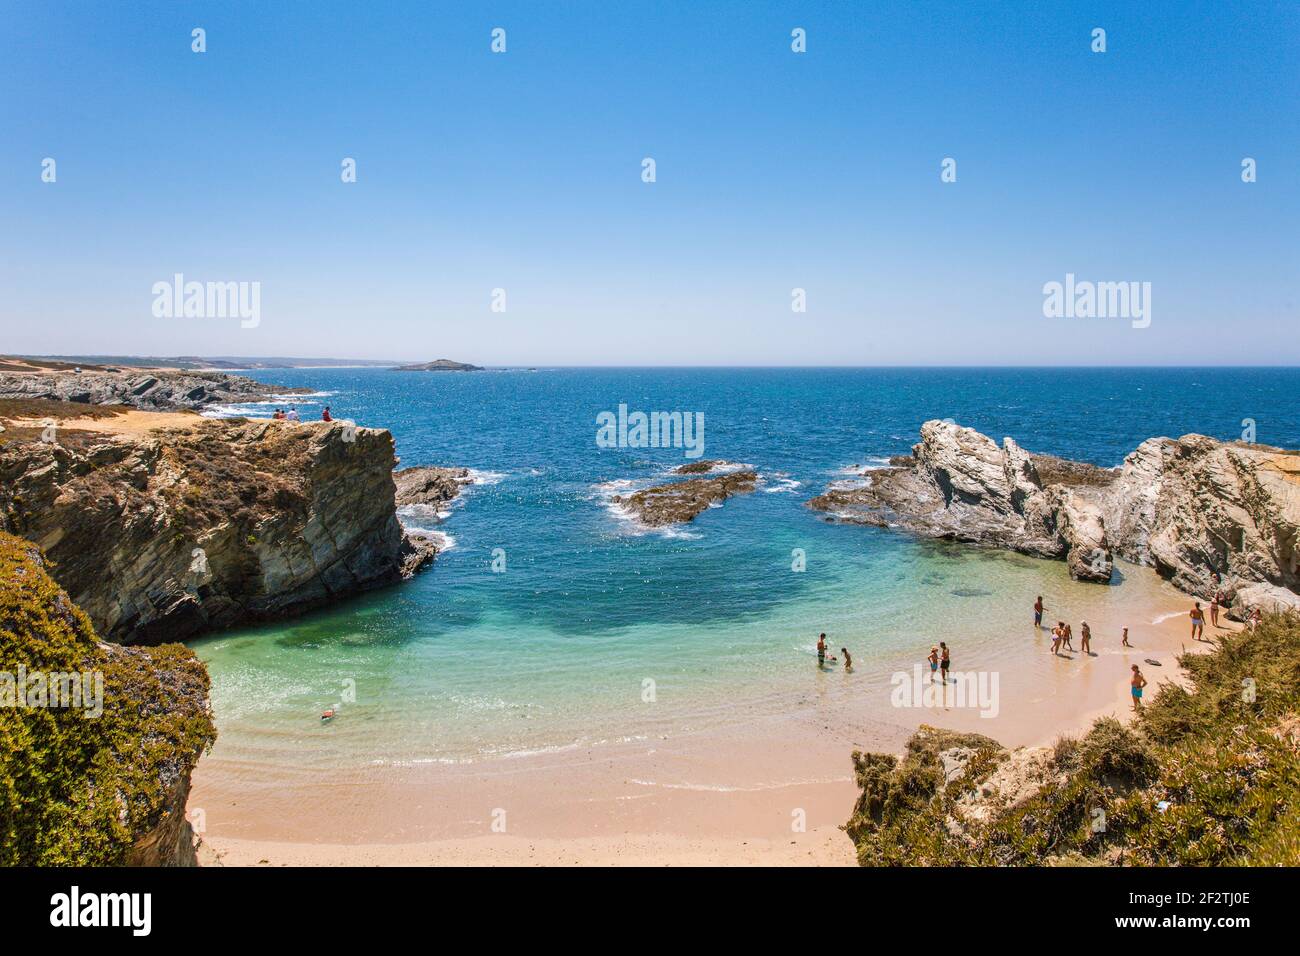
[190,367,1300,771]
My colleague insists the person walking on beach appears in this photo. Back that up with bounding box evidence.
[1051,622,1063,655]
[939,642,950,683]
[1034,596,1044,629]
[1062,623,1074,652]
[1190,602,1206,641]
[1080,621,1092,655]
[841,648,853,672]
[928,646,940,682]
[1130,665,1148,711]
[1122,626,1132,648]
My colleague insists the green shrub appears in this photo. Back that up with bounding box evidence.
[0,532,216,864]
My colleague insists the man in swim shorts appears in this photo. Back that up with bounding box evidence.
[939,642,950,683]
[817,633,827,666]
[1190,602,1205,641]
[1130,664,1148,711]
[1034,596,1044,628]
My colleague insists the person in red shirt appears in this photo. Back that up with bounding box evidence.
[322,406,333,422]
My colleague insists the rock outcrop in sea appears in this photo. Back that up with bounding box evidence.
[614,469,759,526]
[809,420,1300,615]
[0,414,436,644]
[808,421,1113,582]
[0,367,296,410]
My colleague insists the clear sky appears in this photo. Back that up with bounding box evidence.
[2,1,1297,365]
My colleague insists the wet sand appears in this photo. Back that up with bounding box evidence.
[191,568,1231,866]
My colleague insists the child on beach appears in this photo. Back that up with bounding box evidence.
[1191,602,1205,641]
[928,646,940,682]
[841,648,852,671]
[1122,626,1131,648]
[1130,665,1148,711]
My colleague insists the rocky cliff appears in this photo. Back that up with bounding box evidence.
[808,421,1113,582]
[0,532,214,865]
[0,411,435,644]
[0,367,295,410]
[1100,434,1300,613]
[809,420,1300,613]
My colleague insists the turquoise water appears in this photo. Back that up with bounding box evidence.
[191,367,1300,767]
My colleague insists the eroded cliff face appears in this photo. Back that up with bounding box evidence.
[808,420,1113,582]
[1099,435,1300,611]
[0,416,434,644]
[809,420,1300,610]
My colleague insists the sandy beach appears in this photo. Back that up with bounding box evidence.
[191,571,1229,866]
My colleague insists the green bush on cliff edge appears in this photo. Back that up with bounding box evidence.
[846,614,1300,866]
[0,531,216,865]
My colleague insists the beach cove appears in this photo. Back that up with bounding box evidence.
[182,367,1289,865]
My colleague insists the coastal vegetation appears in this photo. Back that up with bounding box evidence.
[845,613,1300,866]
[0,532,215,865]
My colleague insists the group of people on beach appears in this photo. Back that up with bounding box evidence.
[270,405,334,422]
[815,633,853,671]
[1035,596,1109,657]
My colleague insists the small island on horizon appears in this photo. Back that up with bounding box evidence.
[391,359,484,372]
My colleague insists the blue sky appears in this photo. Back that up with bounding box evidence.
[2,1,1297,365]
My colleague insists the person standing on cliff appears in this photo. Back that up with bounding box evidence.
[1034,596,1045,629]
[1190,602,1206,641]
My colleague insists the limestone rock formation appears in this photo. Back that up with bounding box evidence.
[0,367,294,410]
[1098,435,1300,601]
[809,420,1300,606]
[0,416,434,644]
[808,421,1113,582]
